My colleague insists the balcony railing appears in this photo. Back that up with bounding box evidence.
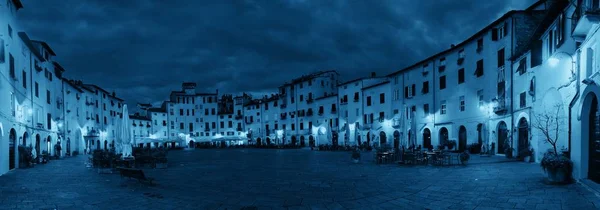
[572,4,600,39]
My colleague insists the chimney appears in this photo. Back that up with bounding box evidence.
[370,72,376,78]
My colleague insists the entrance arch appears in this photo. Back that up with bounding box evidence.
[458,126,467,152]
[588,94,600,182]
[518,117,529,155]
[379,131,387,145]
[308,135,314,147]
[189,140,195,148]
[291,136,297,146]
[477,124,484,146]
[439,127,449,146]
[393,131,400,149]
[300,136,305,147]
[22,132,28,146]
[497,121,508,154]
[9,129,16,170]
[104,140,108,150]
[423,128,432,150]
[256,137,262,146]
[266,137,271,145]
[96,140,100,150]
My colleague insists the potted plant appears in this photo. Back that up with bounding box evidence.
[351,150,361,163]
[460,151,470,165]
[534,103,573,184]
[519,148,533,162]
[541,151,573,183]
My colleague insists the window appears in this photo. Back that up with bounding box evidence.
[477,90,484,108]
[520,92,527,108]
[356,108,359,117]
[422,81,429,94]
[393,89,400,101]
[8,25,12,38]
[497,48,505,68]
[458,68,465,84]
[220,121,224,128]
[516,57,527,75]
[180,109,184,116]
[300,95,304,102]
[440,101,447,115]
[9,53,15,78]
[439,58,446,71]
[366,96,372,106]
[475,59,484,77]
[422,64,429,74]
[180,123,184,130]
[394,76,399,84]
[412,84,416,96]
[47,113,52,129]
[458,49,465,59]
[354,92,359,102]
[22,71,26,88]
[379,93,385,104]
[405,85,414,98]
[439,76,446,90]
[423,104,429,116]
[46,90,51,104]
[394,109,399,114]
[459,96,465,112]
[477,38,483,51]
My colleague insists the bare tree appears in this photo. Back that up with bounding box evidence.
[532,103,565,155]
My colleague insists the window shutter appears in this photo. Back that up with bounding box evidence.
[504,22,508,36]
[411,84,416,96]
[530,40,542,67]
[404,87,408,98]
[491,28,498,41]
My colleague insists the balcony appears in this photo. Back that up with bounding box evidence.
[493,98,508,114]
[572,4,600,41]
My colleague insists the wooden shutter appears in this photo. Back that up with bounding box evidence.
[491,28,498,41]
[504,22,508,36]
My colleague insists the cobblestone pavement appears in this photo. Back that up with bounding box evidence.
[0,149,599,210]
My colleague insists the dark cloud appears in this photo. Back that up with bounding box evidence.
[18,0,536,110]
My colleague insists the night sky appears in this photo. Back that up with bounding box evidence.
[18,0,536,110]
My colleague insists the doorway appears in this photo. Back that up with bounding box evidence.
[459,126,467,152]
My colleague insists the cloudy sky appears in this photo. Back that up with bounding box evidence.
[18,0,536,110]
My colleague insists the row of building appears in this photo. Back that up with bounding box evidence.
[3,0,600,183]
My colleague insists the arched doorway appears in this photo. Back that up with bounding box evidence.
[266,137,271,145]
[47,136,52,155]
[439,127,449,146]
[357,135,361,146]
[459,126,467,152]
[518,118,529,155]
[379,131,387,145]
[366,132,371,146]
[300,136,305,147]
[256,138,262,146]
[588,94,600,182]
[292,136,297,146]
[497,121,508,154]
[9,129,16,170]
[66,138,71,155]
[35,134,41,157]
[104,140,108,150]
[477,124,484,146]
[308,135,314,147]
[423,128,432,150]
[111,140,115,149]
[96,140,100,150]
[332,132,338,146]
[22,132,28,146]
[393,131,400,149]
[189,140,195,148]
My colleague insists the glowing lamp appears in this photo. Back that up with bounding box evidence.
[27,108,33,115]
[319,127,326,135]
[548,57,560,67]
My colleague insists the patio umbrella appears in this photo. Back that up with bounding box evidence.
[120,105,133,157]
[411,112,417,147]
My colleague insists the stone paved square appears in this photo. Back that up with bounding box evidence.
[0,149,599,210]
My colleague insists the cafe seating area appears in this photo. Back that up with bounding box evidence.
[374,145,463,166]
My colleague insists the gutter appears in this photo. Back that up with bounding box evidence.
[568,49,580,159]
[510,16,515,153]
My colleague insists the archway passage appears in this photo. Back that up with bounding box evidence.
[256,138,262,146]
[266,137,271,145]
[171,142,176,148]
[393,131,400,149]
[308,135,314,147]
[291,136,297,146]
[439,127,449,147]
[96,140,100,150]
[35,134,41,157]
[189,140,195,148]
[518,118,529,155]
[104,140,108,150]
[459,126,467,152]
[477,124,484,146]
[423,128,432,150]
[9,129,16,170]
[589,95,600,183]
[379,131,387,145]
[22,132,28,146]
[497,121,508,154]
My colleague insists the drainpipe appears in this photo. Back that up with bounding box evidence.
[432,60,437,146]
[568,49,580,159]
[29,52,34,147]
[510,17,515,154]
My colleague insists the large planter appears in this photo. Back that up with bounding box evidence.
[546,168,569,183]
